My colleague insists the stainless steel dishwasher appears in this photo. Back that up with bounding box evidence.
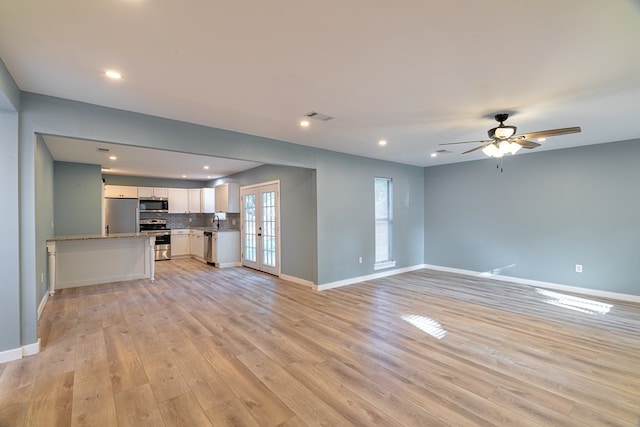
[204,230,217,265]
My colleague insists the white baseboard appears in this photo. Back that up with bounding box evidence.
[0,347,23,364]
[22,339,40,357]
[38,290,49,320]
[218,262,242,268]
[0,338,40,364]
[316,264,426,291]
[424,264,640,304]
[280,274,315,288]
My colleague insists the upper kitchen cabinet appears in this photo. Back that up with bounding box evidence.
[188,188,202,213]
[215,183,239,213]
[104,185,138,198]
[168,188,188,213]
[187,188,215,213]
[202,188,215,213]
[138,187,168,198]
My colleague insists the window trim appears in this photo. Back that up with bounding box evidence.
[374,176,395,269]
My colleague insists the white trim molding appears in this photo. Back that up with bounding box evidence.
[38,290,49,320]
[424,264,640,304]
[0,347,23,364]
[280,274,315,288]
[0,339,40,364]
[316,264,425,291]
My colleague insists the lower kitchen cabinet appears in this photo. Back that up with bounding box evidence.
[171,229,190,257]
[213,231,240,268]
[190,229,205,261]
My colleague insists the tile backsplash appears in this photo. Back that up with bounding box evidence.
[140,212,240,231]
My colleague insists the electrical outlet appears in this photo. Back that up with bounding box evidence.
[359,256,363,264]
[188,217,192,223]
[40,272,44,284]
[575,264,583,273]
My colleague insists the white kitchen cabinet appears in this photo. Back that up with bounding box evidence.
[171,229,190,257]
[202,188,215,213]
[190,229,205,261]
[215,183,240,213]
[212,230,241,268]
[138,187,168,198]
[188,188,202,213]
[105,185,138,198]
[168,188,188,213]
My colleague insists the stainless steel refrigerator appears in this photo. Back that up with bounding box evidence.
[104,198,139,234]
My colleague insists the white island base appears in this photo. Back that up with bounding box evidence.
[46,234,155,294]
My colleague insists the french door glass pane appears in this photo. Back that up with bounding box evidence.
[244,194,256,262]
[262,191,276,267]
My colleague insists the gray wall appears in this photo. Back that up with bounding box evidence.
[53,162,103,236]
[35,135,54,305]
[0,109,20,352]
[424,138,640,296]
[0,57,20,111]
[218,164,318,283]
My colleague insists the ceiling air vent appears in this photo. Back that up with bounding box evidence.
[304,111,334,122]
[435,149,452,154]
[97,147,110,153]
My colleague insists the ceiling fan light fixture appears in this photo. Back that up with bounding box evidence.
[482,143,498,157]
[498,140,512,154]
[509,142,522,155]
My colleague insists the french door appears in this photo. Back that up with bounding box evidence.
[241,181,280,275]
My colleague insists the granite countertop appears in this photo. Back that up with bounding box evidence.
[47,233,150,242]
[188,227,239,232]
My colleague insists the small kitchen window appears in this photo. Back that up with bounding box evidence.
[374,177,395,270]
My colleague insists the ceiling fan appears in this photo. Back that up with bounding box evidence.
[440,113,581,158]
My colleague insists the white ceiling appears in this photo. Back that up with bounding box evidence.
[43,135,262,181]
[1,0,640,172]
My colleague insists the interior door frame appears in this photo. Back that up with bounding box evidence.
[240,180,281,276]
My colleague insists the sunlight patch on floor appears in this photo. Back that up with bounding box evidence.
[536,288,612,315]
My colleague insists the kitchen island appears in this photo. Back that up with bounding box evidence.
[46,233,155,294]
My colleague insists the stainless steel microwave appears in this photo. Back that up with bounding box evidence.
[139,198,169,213]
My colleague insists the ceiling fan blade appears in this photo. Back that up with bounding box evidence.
[515,126,581,140]
[462,143,492,154]
[515,139,542,149]
[439,139,491,146]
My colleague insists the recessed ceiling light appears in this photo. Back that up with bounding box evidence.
[430,153,437,158]
[378,139,387,146]
[207,176,212,179]
[181,174,187,178]
[203,165,210,170]
[109,155,117,160]
[105,70,122,80]
[537,137,546,142]
[299,119,310,128]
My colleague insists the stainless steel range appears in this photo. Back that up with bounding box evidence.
[139,219,171,261]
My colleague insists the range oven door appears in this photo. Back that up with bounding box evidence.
[150,233,171,261]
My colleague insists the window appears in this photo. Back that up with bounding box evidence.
[374,177,395,269]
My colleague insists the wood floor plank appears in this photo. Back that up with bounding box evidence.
[158,391,213,427]
[70,374,117,426]
[3,258,638,426]
[237,349,353,426]
[205,397,262,427]
[113,383,165,427]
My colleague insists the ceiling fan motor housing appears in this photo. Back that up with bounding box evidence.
[488,113,516,139]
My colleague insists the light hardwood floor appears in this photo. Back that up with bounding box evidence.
[1,258,640,426]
